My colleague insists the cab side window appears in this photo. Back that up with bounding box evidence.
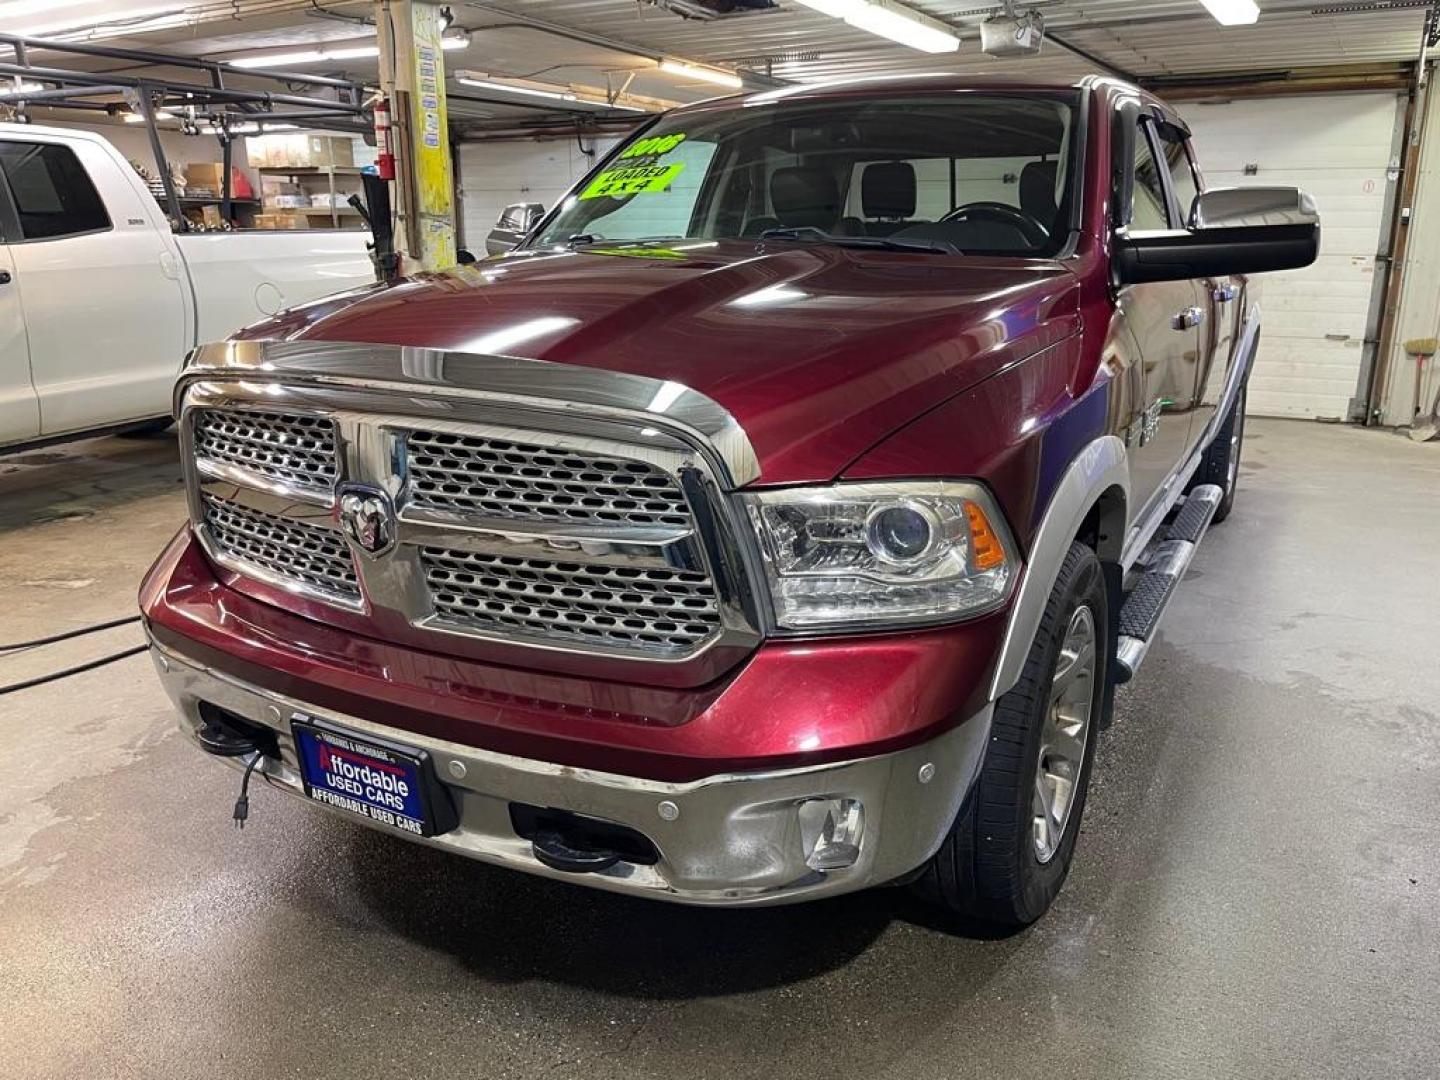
[0,141,110,241]
[1162,136,1200,228]
[1131,124,1170,231]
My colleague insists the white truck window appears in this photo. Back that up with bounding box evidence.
[0,141,111,241]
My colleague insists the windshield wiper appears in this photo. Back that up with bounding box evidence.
[757,226,961,256]
[564,234,689,249]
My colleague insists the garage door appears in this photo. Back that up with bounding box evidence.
[1182,93,1400,420]
[457,137,618,248]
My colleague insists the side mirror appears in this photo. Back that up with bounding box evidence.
[1115,185,1319,284]
[523,205,545,229]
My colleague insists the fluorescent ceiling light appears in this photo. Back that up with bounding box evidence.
[229,34,467,69]
[1198,0,1259,25]
[569,85,679,113]
[124,109,178,123]
[0,81,44,97]
[455,72,671,111]
[792,0,960,54]
[658,60,743,89]
[455,71,577,101]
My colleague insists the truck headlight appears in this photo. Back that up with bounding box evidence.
[743,481,1018,631]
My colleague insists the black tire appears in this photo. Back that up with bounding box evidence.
[1190,386,1246,524]
[913,542,1109,929]
[118,418,174,438]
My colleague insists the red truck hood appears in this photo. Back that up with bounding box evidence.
[244,241,1080,485]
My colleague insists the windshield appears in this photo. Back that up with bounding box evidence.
[532,93,1079,257]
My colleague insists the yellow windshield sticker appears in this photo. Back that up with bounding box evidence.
[580,161,685,200]
[619,133,686,159]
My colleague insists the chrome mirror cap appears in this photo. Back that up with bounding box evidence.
[1191,186,1319,230]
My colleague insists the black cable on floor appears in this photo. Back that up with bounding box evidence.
[0,644,149,696]
[0,614,143,654]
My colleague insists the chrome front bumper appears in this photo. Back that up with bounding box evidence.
[149,636,992,907]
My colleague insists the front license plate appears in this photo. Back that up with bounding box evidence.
[293,718,443,837]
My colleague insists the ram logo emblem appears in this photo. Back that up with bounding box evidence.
[338,486,397,557]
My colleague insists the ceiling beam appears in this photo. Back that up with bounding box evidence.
[1141,60,1417,98]
[460,1,788,88]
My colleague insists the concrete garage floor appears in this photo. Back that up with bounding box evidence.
[1,420,1437,1080]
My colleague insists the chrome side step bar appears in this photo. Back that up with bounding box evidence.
[1114,484,1224,684]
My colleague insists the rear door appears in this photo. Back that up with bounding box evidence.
[1116,112,1202,519]
[0,134,188,437]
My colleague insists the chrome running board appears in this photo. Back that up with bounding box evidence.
[1114,484,1224,683]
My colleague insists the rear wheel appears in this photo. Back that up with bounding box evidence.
[1191,386,1246,523]
[913,542,1108,929]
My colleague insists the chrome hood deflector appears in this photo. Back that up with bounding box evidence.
[179,340,760,489]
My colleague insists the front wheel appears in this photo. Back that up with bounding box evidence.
[913,542,1109,929]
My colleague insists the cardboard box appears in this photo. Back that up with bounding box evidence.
[184,162,227,192]
[252,133,355,168]
[302,135,354,168]
[253,212,302,230]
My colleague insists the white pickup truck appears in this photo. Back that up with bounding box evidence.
[0,123,374,451]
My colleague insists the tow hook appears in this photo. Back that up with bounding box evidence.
[193,704,277,829]
[530,830,621,874]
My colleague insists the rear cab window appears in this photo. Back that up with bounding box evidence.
[0,140,111,241]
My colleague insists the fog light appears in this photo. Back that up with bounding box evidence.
[797,798,864,871]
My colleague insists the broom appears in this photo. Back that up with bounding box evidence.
[1406,337,1439,442]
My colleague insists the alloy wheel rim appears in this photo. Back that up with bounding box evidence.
[1032,604,1097,864]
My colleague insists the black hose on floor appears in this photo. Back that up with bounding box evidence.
[0,614,143,654]
[0,644,150,696]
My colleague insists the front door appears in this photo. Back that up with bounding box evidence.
[1119,115,1201,520]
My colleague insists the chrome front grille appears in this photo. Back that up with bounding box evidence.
[406,429,691,528]
[421,548,722,654]
[194,408,338,492]
[203,494,360,602]
[183,383,753,664]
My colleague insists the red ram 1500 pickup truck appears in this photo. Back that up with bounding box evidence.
[141,75,1319,927]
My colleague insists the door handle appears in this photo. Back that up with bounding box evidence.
[1213,283,1238,303]
[1171,306,1205,330]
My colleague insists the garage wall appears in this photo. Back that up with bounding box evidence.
[457,136,619,243]
[1379,81,1440,427]
[1182,92,1400,420]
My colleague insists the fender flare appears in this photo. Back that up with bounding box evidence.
[988,434,1129,700]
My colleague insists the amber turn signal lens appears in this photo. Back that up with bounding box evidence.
[965,502,1006,570]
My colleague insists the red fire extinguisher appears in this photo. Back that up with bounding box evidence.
[374,97,395,181]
